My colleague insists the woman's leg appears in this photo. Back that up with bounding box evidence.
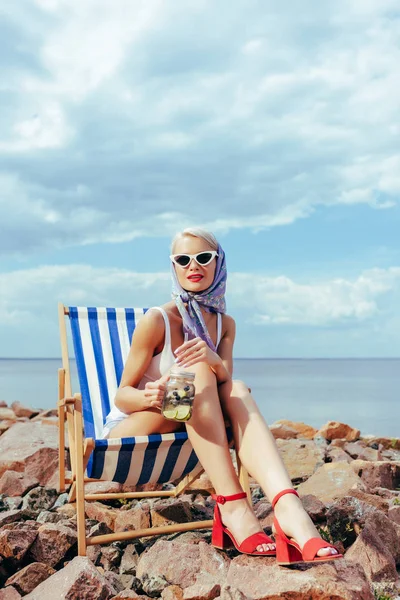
[107,409,184,438]
[218,380,337,557]
[184,362,274,553]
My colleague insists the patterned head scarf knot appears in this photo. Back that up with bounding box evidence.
[171,243,227,352]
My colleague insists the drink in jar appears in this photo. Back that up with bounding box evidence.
[162,369,195,422]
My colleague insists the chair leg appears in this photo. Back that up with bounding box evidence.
[74,396,87,556]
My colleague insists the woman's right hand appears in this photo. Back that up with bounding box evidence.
[143,374,169,411]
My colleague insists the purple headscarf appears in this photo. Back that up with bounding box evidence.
[171,243,227,352]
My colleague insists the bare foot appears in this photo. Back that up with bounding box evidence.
[218,498,275,554]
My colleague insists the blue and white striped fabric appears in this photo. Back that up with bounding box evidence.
[68,306,206,485]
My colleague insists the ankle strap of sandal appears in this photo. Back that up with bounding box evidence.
[211,492,247,505]
[271,488,299,509]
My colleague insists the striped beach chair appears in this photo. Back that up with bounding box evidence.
[57,303,250,556]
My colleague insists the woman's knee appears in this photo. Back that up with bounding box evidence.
[232,379,251,398]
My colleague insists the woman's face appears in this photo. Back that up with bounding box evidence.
[172,235,217,293]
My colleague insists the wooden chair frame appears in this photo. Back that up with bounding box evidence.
[57,302,251,556]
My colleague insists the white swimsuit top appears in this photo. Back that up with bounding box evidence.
[103,306,222,430]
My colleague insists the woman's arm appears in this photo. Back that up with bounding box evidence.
[114,310,166,414]
[173,314,236,385]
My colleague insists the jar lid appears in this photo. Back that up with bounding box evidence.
[170,368,195,380]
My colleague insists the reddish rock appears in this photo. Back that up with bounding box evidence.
[269,423,298,439]
[317,421,360,442]
[10,402,40,419]
[330,439,348,448]
[296,461,367,504]
[0,422,59,486]
[351,460,400,490]
[112,592,151,600]
[327,446,353,463]
[223,553,373,599]
[276,438,325,480]
[186,471,213,493]
[0,588,22,600]
[5,562,56,595]
[366,437,400,451]
[161,586,184,600]
[28,522,77,567]
[343,441,367,458]
[0,400,8,407]
[114,503,151,532]
[85,481,123,495]
[23,556,117,599]
[0,471,39,497]
[346,512,400,582]
[300,494,327,520]
[0,420,18,436]
[31,409,58,421]
[119,544,139,575]
[183,573,220,600]
[388,505,400,525]
[85,501,119,531]
[0,510,31,529]
[0,523,38,561]
[347,488,389,512]
[326,496,380,547]
[0,408,17,421]
[273,419,318,439]
[137,540,230,590]
[99,545,122,571]
[151,499,192,527]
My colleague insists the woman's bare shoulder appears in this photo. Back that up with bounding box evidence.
[221,313,236,336]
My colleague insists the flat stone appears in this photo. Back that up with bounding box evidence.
[85,501,119,531]
[351,460,400,490]
[0,588,22,600]
[223,553,374,599]
[23,556,117,599]
[297,461,367,504]
[0,471,39,497]
[276,438,325,480]
[183,573,220,600]
[5,562,56,595]
[120,544,139,575]
[269,423,298,439]
[0,422,59,486]
[0,409,17,421]
[137,540,230,590]
[317,421,360,442]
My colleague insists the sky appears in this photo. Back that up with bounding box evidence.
[1,0,400,358]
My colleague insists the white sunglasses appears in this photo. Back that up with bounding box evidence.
[170,251,218,268]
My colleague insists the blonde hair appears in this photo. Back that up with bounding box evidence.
[171,228,219,253]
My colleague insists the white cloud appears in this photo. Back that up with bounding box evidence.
[0,1,399,256]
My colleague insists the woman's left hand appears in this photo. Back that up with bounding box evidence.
[174,337,221,369]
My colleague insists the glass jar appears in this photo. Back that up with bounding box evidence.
[162,369,196,422]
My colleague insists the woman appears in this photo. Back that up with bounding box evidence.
[102,228,341,565]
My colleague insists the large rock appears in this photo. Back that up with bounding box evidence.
[0,471,39,497]
[273,419,318,439]
[350,460,400,490]
[151,499,193,528]
[5,562,56,595]
[28,522,77,567]
[346,511,400,582]
[136,540,230,590]
[24,556,117,599]
[114,503,151,533]
[0,588,22,599]
[327,446,353,463]
[0,409,17,421]
[317,421,360,442]
[297,462,367,504]
[276,439,325,480]
[0,423,59,486]
[0,522,39,562]
[269,423,298,440]
[223,553,374,599]
[10,402,40,420]
[85,502,119,531]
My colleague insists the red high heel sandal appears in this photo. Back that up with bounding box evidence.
[211,491,276,556]
[271,489,343,566]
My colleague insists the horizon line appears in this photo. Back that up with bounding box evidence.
[1,356,400,361]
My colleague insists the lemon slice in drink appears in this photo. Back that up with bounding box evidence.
[175,405,191,421]
[163,408,178,420]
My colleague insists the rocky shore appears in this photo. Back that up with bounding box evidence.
[0,400,399,599]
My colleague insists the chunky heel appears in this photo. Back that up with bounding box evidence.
[271,488,343,566]
[211,492,276,556]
